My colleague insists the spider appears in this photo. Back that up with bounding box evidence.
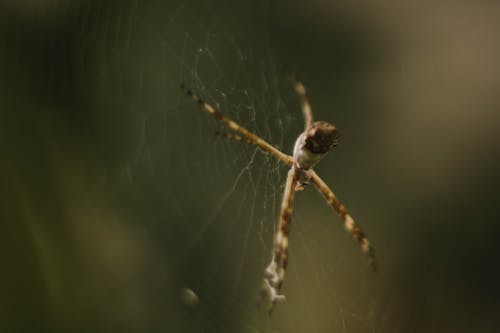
[180,78,376,312]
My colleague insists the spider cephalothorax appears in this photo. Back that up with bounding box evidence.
[182,78,376,314]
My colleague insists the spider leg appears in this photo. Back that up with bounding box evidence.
[263,167,296,313]
[310,170,377,272]
[181,85,293,166]
[214,131,253,145]
[291,76,314,130]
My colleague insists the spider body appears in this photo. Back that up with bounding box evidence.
[293,121,339,191]
[293,121,339,170]
[181,78,376,314]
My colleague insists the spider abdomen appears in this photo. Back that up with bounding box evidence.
[293,133,325,169]
[293,121,338,170]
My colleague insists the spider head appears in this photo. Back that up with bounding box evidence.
[305,121,339,154]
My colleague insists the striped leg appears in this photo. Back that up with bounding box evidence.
[181,85,293,166]
[263,167,297,312]
[215,131,253,145]
[291,77,314,130]
[310,170,377,272]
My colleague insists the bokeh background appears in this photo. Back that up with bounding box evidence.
[1,0,500,332]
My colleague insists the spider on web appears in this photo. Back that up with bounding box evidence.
[180,77,376,313]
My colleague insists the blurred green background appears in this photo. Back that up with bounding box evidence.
[1,0,500,332]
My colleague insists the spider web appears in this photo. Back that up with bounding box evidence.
[110,2,380,332]
[4,0,500,333]
[0,1,384,332]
